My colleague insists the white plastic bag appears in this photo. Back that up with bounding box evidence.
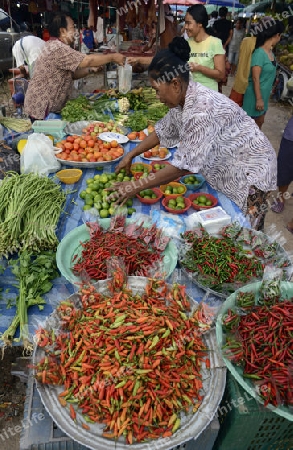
[118,63,132,94]
[20,133,61,176]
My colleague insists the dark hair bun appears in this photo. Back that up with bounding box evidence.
[168,37,190,63]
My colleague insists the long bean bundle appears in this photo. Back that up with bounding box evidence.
[0,172,66,256]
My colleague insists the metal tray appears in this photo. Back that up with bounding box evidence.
[64,121,128,137]
[34,277,226,450]
[56,154,123,168]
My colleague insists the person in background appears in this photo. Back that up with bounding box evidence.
[12,35,45,78]
[95,13,104,47]
[213,6,233,53]
[131,22,144,41]
[185,5,225,91]
[24,13,124,120]
[108,37,277,231]
[207,11,218,29]
[271,116,293,216]
[242,20,284,130]
[81,25,95,53]
[228,18,245,76]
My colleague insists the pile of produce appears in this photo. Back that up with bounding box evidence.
[276,44,293,70]
[0,117,32,133]
[56,134,124,164]
[71,216,170,280]
[60,89,168,124]
[222,282,293,408]
[0,173,66,256]
[143,146,169,159]
[180,224,292,294]
[79,170,135,217]
[34,274,209,444]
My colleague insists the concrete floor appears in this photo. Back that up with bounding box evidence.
[222,77,293,255]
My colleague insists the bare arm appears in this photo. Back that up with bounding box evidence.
[127,56,153,67]
[78,52,125,68]
[190,54,226,82]
[73,66,103,79]
[224,29,233,49]
[251,65,264,111]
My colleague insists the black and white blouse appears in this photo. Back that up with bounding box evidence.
[155,81,277,213]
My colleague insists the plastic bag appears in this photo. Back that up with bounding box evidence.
[20,133,61,176]
[118,63,132,94]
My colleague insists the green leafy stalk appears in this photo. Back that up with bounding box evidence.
[2,251,58,351]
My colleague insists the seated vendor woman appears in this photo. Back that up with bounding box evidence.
[107,37,277,231]
[24,13,125,120]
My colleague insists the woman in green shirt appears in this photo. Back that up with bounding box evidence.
[242,20,284,129]
[185,5,225,91]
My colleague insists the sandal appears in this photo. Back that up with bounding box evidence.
[271,199,284,213]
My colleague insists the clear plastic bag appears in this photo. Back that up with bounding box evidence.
[118,63,132,94]
[20,133,61,176]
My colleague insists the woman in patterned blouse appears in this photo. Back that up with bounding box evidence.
[24,13,125,120]
[110,37,277,230]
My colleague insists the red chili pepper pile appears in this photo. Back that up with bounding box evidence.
[34,277,209,444]
[222,295,293,408]
[72,220,169,280]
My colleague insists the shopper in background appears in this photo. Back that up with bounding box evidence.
[213,6,233,53]
[228,18,245,76]
[81,25,95,53]
[12,35,45,78]
[207,11,218,29]
[271,116,293,215]
[242,19,284,129]
[95,13,104,47]
[185,5,225,91]
[24,13,124,120]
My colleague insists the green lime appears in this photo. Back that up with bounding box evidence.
[193,199,199,205]
[86,178,94,185]
[94,194,103,202]
[91,182,99,191]
[127,207,136,215]
[94,174,100,181]
[101,201,110,210]
[165,189,172,195]
[83,205,92,211]
[126,198,133,207]
[151,194,157,199]
[94,202,102,210]
[197,195,207,204]
[99,209,110,218]
[168,199,177,206]
[206,200,213,206]
[95,166,103,171]
[123,176,131,181]
[172,188,178,194]
[109,207,115,215]
[85,198,94,206]
[144,195,152,199]
[177,186,185,194]
[79,190,87,199]
[85,187,93,194]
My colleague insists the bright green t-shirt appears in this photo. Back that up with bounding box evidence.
[188,36,225,91]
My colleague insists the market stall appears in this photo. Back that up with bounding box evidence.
[1,94,293,448]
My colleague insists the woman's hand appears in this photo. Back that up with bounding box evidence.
[112,53,126,65]
[189,62,201,73]
[115,153,133,175]
[255,98,264,112]
[127,57,139,66]
[105,180,140,206]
